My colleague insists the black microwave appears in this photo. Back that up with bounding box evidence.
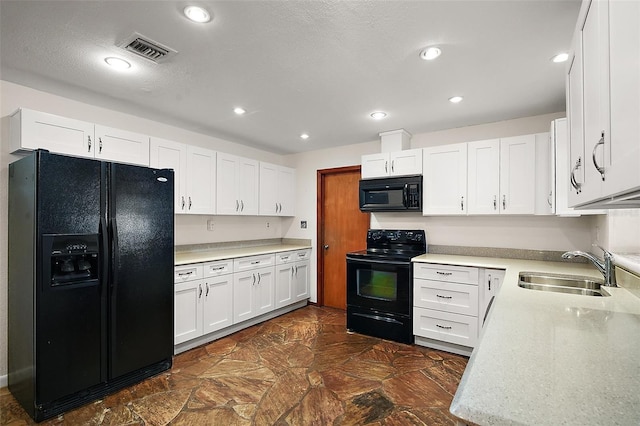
[359,175,422,212]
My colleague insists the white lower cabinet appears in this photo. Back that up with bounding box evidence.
[233,255,276,323]
[174,260,233,345]
[275,250,311,308]
[413,262,504,355]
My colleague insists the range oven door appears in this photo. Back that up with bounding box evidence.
[346,257,412,317]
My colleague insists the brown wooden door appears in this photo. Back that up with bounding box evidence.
[317,166,370,309]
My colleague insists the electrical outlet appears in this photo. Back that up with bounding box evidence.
[266,222,270,228]
[300,221,307,229]
[207,219,215,231]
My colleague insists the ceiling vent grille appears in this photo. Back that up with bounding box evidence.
[118,32,177,63]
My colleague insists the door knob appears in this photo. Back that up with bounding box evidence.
[323,245,329,250]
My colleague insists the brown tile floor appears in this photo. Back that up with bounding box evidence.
[0,306,469,425]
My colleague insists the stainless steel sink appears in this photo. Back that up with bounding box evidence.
[518,272,609,297]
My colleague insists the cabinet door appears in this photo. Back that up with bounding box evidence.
[467,139,500,215]
[150,138,187,213]
[500,135,536,214]
[606,0,640,197]
[581,0,608,201]
[174,280,203,344]
[534,132,554,215]
[390,149,422,176]
[238,157,259,215]
[567,47,587,207]
[277,166,296,216]
[233,271,256,323]
[203,275,233,334]
[275,264,294,309]
[94,125,149,166]
[423,143,468,215]
[254,267,275,316]
[217,153,240,214]
[414,279,479,316]
[361,153,390,178]
[259,162,279,215]
[293,260,310,301]
[186,146,216,214]
[12,108,94,158]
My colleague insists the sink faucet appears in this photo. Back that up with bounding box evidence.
[562,245,617,287]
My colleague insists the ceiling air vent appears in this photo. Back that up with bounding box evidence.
[118,32,177,63]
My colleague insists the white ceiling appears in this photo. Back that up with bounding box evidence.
[0,0,581,155]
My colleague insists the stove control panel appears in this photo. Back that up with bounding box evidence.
[366,229,426,247]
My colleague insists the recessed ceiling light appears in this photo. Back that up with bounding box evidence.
[233,107,246,115]
[370,111,387,120]
[184,6,211,23]
[420,47,442,60]
[552,52,569,63]
[300,133,310,140]
[104,57,131,70]
[449,96,463,103]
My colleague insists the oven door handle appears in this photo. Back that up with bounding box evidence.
[347,258,409,266]
[352,312,403,325]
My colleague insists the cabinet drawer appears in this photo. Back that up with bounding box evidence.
[276,249,310,264]
[234,254,275,272]
[413,307,478,348]
[414,279,479,316]
[174,264,203,283]
[413,263,479,285]
[203,260,233,277]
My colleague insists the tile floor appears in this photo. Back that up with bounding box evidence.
[0,306,469,425]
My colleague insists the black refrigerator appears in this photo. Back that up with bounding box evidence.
[8,150,174,422]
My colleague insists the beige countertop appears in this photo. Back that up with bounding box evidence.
[412,254,640,425]
[175,244,312,266]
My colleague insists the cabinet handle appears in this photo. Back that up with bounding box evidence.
[205,283,210,297]
[275,202,279,213]
[295,265,298,276]
[488,274,492,291]
[240,200,244,212]
[570,157,582,194]
[385,161,388,173]
[493,195,497,210]
[236,200,239,211]
[87,136,92,152]
[252,273,256,286]
[291,266,295,277]
[502,195,506,210]
[436,294,452,299]
[436,271,452,276]
[210,266,225,271]
[257,272,261,284]
[181,196,186,210]
[436,324,452,330]
[251,261,260,265]
[460,196,464,211]
[547,191,553,207]
[391,160,395,173]
[592,132,606,181]
[198,284,203,298]
[188,196,192,210]
[278,203,282,213]
[99,137,103,154]
[177,271,193,277]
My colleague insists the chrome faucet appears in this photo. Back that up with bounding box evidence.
[562,245,617,287]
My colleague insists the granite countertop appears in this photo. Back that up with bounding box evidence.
[412,254,640,425]
[175,243,312,265]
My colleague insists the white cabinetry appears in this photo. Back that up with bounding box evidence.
[174,260,233,345]
[233,254,275,323]
[275,250,310,308]
[217,153,259,215]
[9,108,149,166]
[150,139,217,214]
[499,135,536,214]
[567,0,640,207]
[259,162,296,216]
[413,262,505,356]
[361,149,423,179]
[423,143,468,215]
[467,139,500,214]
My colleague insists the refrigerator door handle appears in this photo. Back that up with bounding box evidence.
[110,218,119,291]
[99,217,109,288]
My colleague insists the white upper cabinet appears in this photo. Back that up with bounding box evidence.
[423,143,468,215]
[259,162,295,216]
[216,153,259,215]
[567,0,640,208]
[10,108,149,166]
[94,125,150,166]
[467,139,500,214]
[150,139,216,214]
[10,108,94,158]
[500,135,536,214]
[361,149,423,179]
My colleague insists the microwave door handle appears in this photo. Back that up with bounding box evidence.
[403,183,408,207]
